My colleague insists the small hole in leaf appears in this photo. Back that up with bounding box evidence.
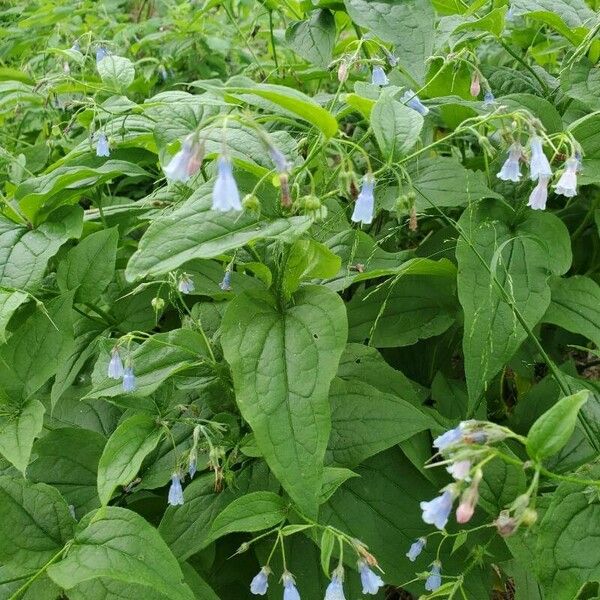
[313,333,318,339]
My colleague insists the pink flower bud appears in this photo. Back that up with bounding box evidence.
[456,501,475,523]
[338,61,349,83]
[470,72,481,97]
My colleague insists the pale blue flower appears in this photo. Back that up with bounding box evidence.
[270,146,289,173]
[420,490,454,530]
[96,47,109,62]
[283,572,300,600]
[433,425,462,450]
[358,560,384,595]
[212,156,242,212]
[554,157,579,197]
[164,136,203,183]
[178,274,195,294]
[483,90,495,107]
[159,66,168,81]
[371,66,388,86]
[351,175,375,225]
[447,459,471,480]
[528,175,550,210]
[497,143,522,182]
[96,132,110,157]
[122,366,136,392]
[167,474,184,506]
[70,41,81,53]
[107,348,124,379]
[250,567,270,596]
[401,90,429,116]
[425,562,442,591]
[529,136,552,181]
[219,269,232,291]
[406,537,426,561]
[324,574,346,600]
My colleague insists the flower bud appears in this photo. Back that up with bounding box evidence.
[242,194,260,212]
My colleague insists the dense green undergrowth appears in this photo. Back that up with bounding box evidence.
[1,0,600,599]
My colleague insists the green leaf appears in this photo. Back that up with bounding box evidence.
[456,200,571,404]
[371,94,424,159]
[125,182,312,280]
[159,463,278,560]
[0,476,74,573]
[478,452,527,515]
[226,83,338,138]
[47,507,194,600]
[208,491,287,540]
[221,286,347,517]
[319,466,359,503]
[15,162,147,223]
[282,238,341,297]
[97,413,163,505]
[286,9,336,67]
[0,398,44,473]
[56,228,119,303]
[347,272,458,347]
[535,467,600,599]
[28,427,106,516]
[87,329,209,399]
[0,289,28,343]
[543,276,600,348]
[406,157,500,212]
[344,0,436,83]
[96,55,136,90]
[326,377,434,467]
[562,59,600,111]
[569,112,600,158]
[320,529,335,577]
[526,390,589,460]
[0,291,74,400]
[0,207,82,291]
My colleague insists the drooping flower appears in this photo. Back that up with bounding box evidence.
[164,136,203,183]
[447,459,471,480]
[470,72,481,97]
[420,490,454,530]
[358,560,384,595]
[212,156,242,212]
[282,572,301,600]
[250,567,270,596]
[384,48,398,67]
[96,46,109,63]
[122,366,136,392]
[219,269,233,292]
[554,157,579,197]
[425,562,442,592]
[324,572,346,600]
[401,90,429,116]
[433,424,463,451]
[96,132,110,157]
[107,348,124,379]
[70,41,81,53]
[178,274,195,295]
[167,473,184,506]
[371,66,389,86]
[529,136,552,181]
[188,451,197,479]
[528,175,550,210]
[270,146,290,173]
[483,90,495,107]
[351,175,375,225]
[338,60,349,83]
[158,65,168,81]
[406,537,426,562]
[497,143,522,182]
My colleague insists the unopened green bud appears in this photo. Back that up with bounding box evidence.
[303,195,321,211]
[521,507,538,526]
[242,194,260,211]
[151,297,165,312]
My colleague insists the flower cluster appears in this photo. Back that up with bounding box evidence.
[497,135,581,209]
[107,347,136,393]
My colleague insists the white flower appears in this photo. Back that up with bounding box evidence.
[527,175,550,210]
[212,156,242,212]
[351,175,375,225]
[446,459,471,480]
[529,136,552,181]
[554,157,579,198]
[497,143,522,182]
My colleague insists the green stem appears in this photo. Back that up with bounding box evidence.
[9,544,68,600]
